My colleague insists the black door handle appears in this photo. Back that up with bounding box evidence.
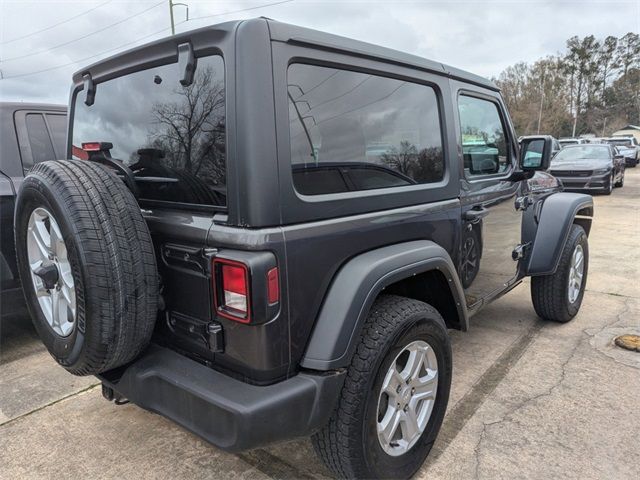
[464,207,489,222]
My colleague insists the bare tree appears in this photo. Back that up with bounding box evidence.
[381,140,418,175]
[151,66,226,185]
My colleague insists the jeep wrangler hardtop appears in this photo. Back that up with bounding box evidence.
[14,18,593,479]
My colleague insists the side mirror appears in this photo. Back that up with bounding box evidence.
[519,136,553,171]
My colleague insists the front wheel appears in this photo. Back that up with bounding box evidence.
[312,295,452,479]
[603,173,614,195]
[531,224,588,323]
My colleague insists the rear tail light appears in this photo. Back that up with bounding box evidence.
[81,141,113,152]
[213,259,250,323]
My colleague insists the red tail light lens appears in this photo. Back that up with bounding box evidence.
[214,259,250,322]
[267,267,279,304]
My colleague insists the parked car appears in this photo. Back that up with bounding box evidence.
[549,144,625,194]
[604,137,639,167]
[0,102,67,317]
[558,137,587,147]
[12,19,593,479]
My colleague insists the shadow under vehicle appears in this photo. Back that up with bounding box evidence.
[0,102,67,318]
[12,19,594,479]
[549,143,626,194]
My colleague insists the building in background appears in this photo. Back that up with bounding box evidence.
[612,125,640,142]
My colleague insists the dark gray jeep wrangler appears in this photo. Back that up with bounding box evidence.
[13,18,593,479]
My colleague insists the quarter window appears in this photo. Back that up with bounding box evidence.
[288,64,444,196]
[458,95,510,177]
[45,114,67,158]
[25,114,55,168]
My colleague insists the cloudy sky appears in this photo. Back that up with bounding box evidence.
[0,0,638,104]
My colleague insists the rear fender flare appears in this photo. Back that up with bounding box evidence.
[526,192,593,276]
[300,241,467,371]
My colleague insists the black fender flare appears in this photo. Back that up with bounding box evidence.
[300,240,467,371]
[526,192,593,276]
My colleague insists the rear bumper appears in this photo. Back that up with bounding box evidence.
[98,345,345,452]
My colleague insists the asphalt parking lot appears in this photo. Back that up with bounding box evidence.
[1,170,638,480]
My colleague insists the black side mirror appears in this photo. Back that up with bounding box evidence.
[519,136,553,171]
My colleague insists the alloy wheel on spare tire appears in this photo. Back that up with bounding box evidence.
[14,160,158,375]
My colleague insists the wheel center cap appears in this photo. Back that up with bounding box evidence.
[34,263,59,290]
[400,386,412,404]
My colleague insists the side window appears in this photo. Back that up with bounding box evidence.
[287,63,444,196]
[458,95,510,177]
[24,114,55,169]
[45,114,67,158]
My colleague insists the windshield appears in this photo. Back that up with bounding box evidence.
[559,140,578,145]
[553,145,611,162]
[71,55,226,207]
[606,139,632,147]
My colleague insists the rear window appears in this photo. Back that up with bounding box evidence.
[287,63,444,196]
[72,55,226,207]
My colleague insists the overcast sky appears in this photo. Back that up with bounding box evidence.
[0,0,638,104]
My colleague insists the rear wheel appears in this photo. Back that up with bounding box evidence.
[312,295,452,479]
[15,160,158,375]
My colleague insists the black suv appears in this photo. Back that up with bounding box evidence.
[1,102,66,317]
[13,19,594,479]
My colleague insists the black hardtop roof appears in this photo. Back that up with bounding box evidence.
[0,101,66,113]
[72,18,498,91]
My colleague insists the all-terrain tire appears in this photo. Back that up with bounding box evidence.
[312,295,452,479]
[14,160,158,375]
[530,224,588,323]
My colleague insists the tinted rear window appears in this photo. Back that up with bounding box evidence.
[72,55,226,207]
[287,64,444,195]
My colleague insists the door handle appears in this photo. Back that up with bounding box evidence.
[464,207,489,222]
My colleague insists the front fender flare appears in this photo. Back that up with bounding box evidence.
[526,192,593,276]
[300,240,467,371]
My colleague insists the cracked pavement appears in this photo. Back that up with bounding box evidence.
[1,170,639,479]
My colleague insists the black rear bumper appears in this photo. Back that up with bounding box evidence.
[98,345,345,452]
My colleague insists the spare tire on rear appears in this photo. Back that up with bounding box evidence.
[14,160,158,375]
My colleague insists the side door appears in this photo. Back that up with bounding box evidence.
[455,90,524,308]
